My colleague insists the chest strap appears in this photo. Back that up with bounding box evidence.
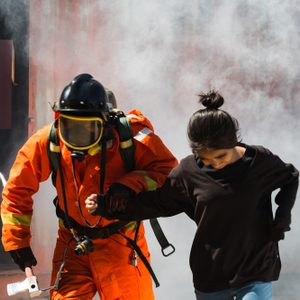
[55,201,129,239]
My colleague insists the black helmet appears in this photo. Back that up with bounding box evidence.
[53,73,109,117]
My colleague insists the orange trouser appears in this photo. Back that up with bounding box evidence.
[50,227,155,300]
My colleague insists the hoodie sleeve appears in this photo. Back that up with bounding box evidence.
[257,146,299,231]
[273,163,299,231]
[109,164,195,221]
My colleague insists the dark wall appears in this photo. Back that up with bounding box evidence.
[0,0,29,176]
[0,0,29,265]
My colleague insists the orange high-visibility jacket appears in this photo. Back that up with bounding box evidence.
[1,109,178,251]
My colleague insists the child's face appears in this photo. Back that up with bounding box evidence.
[196,148,239,169]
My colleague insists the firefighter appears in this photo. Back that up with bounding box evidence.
[1,73,178,300]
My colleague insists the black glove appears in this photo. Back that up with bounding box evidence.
[9,247,37,271]
[92,183,135,218]
[270,226,285,242]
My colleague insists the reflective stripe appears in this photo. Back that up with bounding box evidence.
[134,171,158,191]
[134,127,153,142]
[58,218,65,228]
[49,141,60,153]
[1,212,31,226]
[120,139,133,149]
[127,114,142,120]
[145,175,158,191]
[123,221,137,231]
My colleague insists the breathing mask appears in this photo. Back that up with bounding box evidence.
[58,114,104,152]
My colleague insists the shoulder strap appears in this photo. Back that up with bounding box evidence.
[115,113,135,171]
[48,121,61,184]
[115,112,175,257]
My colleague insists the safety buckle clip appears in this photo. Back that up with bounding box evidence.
[161,243,175,257]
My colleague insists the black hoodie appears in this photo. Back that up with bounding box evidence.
[112,144,299,292]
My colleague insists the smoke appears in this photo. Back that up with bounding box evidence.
[1,0,300,298]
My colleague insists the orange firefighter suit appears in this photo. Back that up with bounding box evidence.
[1,109,178,300]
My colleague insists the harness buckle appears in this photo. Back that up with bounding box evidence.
[161,243,175,257]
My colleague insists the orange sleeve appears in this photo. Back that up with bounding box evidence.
[1,125,52,251]
[117,110,178,192]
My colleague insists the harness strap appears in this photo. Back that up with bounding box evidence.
[115,114,135,171]
[119,232,160,288]
[149,219,175,257]
[55,201,129,239]
[117,114,176,256]
[48,121,60,186]
[55,202,160,285]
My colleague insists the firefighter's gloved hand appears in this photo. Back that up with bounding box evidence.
[91,183,135,218]
[107,183,135,212]
[9,247,37,271]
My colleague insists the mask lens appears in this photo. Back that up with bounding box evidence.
[59,115,104,150]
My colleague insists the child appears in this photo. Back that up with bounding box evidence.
[86,90,298,300]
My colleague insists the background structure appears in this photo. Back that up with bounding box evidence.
[0,1,299,299]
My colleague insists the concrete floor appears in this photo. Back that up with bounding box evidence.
[0,263,298,300]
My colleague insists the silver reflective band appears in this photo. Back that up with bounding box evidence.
[134,127,152,142]
[127,114,142,120]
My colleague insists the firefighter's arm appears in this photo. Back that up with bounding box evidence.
[116,110,178,192]
[1,125,52,252]
[86,176,191,221]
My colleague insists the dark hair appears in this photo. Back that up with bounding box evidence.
[187,90,240,151]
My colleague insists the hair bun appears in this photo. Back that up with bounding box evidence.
[199,90,224,109]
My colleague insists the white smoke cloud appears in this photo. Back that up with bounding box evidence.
[2,0,300,298]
